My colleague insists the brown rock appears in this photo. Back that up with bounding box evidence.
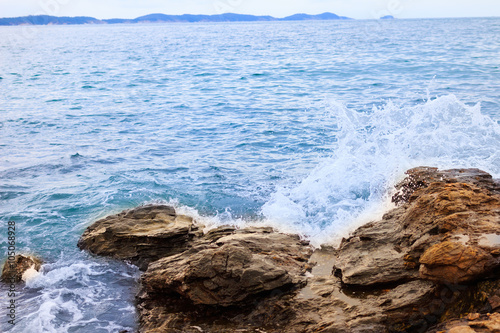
[333,217,417,285]
[419,241,497,284]
[78,205,203,270]
[392,167,500,205]
[432,312,500,333]
[468,313,481,321]
[469,312,500,331]
[490,296,500,311]
[335,167,500,287]
[448,326,476,333]
[1,254,42,283]
[141,228,312,306]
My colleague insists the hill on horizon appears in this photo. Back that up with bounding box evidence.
[0,12,353,26]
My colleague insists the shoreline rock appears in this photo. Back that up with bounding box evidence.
[1,254,43,283]
[78,167,500,333]
[77,205,203,270]
[141,227,312,307]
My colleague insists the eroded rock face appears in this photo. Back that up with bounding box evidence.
[332,217,416,285]
[419,241,498,284]
[141,228,311,306]
[77,205,203,270]
[1,254,42,283]
[334,167,500,287]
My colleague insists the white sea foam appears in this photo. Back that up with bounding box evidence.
[261,95,500,247]
[165,198,248,231]
[25,262,101,288]
[20,265,40,283]
[6,258,139,333]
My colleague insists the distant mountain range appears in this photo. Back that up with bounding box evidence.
[0,12,353,26]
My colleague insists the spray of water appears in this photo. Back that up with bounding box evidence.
[261,95,500,246]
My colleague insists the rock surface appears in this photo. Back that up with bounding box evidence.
[419,241,497,284]
[334,167,500,287]
[77,205,203,270]
[1,254,42,283]
[141,228,311,306]
[78,167,500,333]
[428,312,500,333]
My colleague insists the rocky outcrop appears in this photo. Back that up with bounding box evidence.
[78,167,500,333]
[141,228,311,306]
[1,254,42,283]
[334,167,500,287]
[77,205,203,270]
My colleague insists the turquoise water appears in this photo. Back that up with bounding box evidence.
[1,18,500,332]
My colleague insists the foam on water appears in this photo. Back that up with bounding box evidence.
[0,257,140,332]
[262,95,500,246]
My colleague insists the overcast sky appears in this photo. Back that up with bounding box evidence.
[1,0,500,20]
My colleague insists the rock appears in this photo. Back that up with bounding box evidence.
[419,241,497,284]
[78,205,203,270]
[468,313,481,321]
[378,280,435,311]
[77,167,500,333]
[448,326,476,333]
[490,296,500,311]
[335,167,500,286]
[437,279,500,324]
[138,237,440,333]
[392,167,500,204]
[333,217,416,285]
[1,254,42,283]
[141,228,312,306]
[430,312,500,333]
[469,312,500,331]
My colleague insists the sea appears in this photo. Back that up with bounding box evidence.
[0,18,499,332]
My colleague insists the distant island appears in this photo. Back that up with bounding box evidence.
[380,15,395,19]
[0,12,353,26]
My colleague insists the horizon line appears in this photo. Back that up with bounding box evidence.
[1,12,499,22]
[2,12,348,20]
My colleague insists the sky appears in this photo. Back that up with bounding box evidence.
[1,0,499,20]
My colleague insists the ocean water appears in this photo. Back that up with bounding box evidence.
[1,18,500,332]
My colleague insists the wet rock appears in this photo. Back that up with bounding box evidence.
[1,254,42,283]
[335,167,500,287]
[141,228,312,306]
[448,326,476,333]
[77,205,203,270]
[392,167,500,204]
[378,280,436,311]
[333,217,417,285]
[469,312,500,331]
[437,279,500,324]
[419,241,498,284]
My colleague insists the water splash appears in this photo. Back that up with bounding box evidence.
[262,95,500,246]
[0,258,140,333]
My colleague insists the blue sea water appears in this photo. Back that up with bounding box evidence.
[0,18,500,332]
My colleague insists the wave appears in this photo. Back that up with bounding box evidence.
[0,257,140,333]
[261,95,500,246]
